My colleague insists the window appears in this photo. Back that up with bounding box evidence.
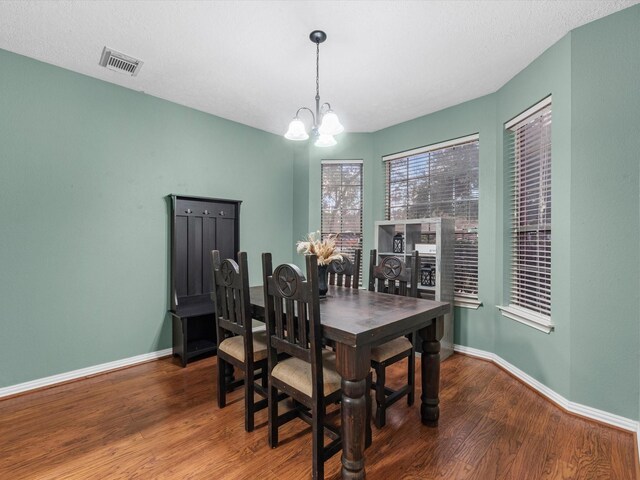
[498,96,553,333]
[383,135,480,304]
[321,160,363,279]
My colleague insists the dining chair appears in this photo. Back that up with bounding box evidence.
[262,252,342,480]
[368,249,420,428]
[211,250,268,432]
[328,248,361,289]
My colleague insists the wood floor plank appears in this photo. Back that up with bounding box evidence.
[610,430,637,480]
[571,423,612,479]
[461,379,528,479]
[502,408,562,479]
[0,353,635,479]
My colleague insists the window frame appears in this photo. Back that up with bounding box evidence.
[498,96,554,333]
[320,160,364,284]
[383,134,481,307]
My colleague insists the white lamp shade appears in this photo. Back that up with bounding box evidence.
[318,111,344,136]
[314,134,337,148]
[284,118,309,141]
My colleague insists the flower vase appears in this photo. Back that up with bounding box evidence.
[317,264,329,298]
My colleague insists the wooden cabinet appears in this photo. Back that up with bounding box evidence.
[169,195,241,366]
[374,218,455,360]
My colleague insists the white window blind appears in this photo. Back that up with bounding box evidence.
[383,136,480,299]
[321,161,363,278]
[506,98,552,320]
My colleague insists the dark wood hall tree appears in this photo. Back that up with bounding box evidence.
[168,194,241,366]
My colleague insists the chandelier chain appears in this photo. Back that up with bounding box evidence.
[316,42,320,101]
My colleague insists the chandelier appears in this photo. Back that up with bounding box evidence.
[284,30,344,147]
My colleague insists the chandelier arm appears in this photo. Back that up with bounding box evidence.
[320,102,332,114]
[295,106,317,127]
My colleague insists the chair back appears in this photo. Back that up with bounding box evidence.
[262,253,324,396]
[368,249,420,298]
[211,250,254,355]
[328,248,361,289]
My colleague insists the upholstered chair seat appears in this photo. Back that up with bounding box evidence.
[370,337,413,363]
[271,349,341,398]
[218,330,269,363]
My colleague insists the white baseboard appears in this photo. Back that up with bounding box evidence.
[454,344,639,434]
[3,343,638,442]
[0,348,173,399]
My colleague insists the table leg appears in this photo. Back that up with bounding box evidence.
[335,343,370,480]
[418,316,444,426]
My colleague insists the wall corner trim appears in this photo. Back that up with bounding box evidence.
[454,344,639,433]
[0,348,173,399]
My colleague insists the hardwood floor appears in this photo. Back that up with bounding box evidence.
[0,353,635,479]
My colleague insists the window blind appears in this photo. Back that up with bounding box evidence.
[506,99,552,318]
[321,161,363,280]
[384,137,479,298]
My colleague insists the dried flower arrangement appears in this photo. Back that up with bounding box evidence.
[296,231,343,266]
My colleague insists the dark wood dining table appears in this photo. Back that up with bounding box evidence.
[249,284,450,479]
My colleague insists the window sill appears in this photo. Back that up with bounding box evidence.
[497,305,554,334]
[454,297,482,309]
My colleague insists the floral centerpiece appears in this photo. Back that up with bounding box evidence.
[296,231,343,265]
[296,231,342,297]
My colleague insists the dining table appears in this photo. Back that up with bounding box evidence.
[249,284,450,480]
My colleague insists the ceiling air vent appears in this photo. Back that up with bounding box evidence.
[99,47,143,76]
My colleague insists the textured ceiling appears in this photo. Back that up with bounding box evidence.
[0,1,637,135]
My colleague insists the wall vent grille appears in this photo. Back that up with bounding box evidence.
[99,47,143,76]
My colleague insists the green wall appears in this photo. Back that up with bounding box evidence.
[0,49,294,387]
[569,6,640,418]
[299,5,640,420]
[292,142,310,261]
[494,34,573,400]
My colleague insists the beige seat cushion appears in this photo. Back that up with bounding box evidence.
[371,337,412,362]
[218,330,268,363]
[271,350,341,398]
